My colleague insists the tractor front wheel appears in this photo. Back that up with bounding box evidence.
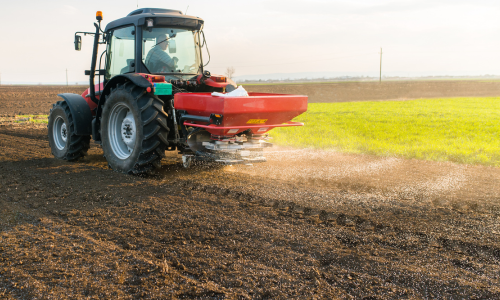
[101,82,169,174]
[48,101,90,161]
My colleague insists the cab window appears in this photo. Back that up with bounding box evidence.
[106,25,135,80]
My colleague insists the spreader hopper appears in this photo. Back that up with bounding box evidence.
[174,92,308,166]
[175,92,307,136]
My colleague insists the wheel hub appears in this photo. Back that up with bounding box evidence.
[121,112,136,150]
[61,123,68,142]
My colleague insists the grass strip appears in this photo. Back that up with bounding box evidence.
[17,114,48,124]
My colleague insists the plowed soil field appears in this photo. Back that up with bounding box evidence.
[1,82,500,299]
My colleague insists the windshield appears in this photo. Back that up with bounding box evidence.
[142,27,200,78]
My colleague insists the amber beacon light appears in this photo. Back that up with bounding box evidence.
[96,11,103,21]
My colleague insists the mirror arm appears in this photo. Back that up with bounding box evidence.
[75,31,97,37]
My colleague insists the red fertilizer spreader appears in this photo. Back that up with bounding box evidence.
[175,92,307,166]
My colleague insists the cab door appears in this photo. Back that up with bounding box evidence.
[105,25,136,81]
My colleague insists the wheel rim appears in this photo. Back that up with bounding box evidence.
[53,116,67,150]
[108,102,136,160]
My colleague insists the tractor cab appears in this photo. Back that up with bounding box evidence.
[102,8,204,82]
[75,8,220,102]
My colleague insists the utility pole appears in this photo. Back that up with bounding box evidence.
[379,48,382,83]
[66,69,68,86]
[0,72,2,86]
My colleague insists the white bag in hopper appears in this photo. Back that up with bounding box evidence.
[211,86,249,97]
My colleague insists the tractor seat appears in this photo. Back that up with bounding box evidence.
[120,59,135,74]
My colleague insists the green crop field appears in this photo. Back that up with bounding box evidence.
[271,97,500,166]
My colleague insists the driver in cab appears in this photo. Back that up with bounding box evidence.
[145,34,178,72]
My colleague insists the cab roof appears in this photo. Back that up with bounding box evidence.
[104,8,204,32]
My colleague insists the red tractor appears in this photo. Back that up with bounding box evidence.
[48,8,307,174]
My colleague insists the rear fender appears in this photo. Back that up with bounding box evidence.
[57,93,93,136]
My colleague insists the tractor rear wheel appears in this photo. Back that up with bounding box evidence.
[101,82,169,174]
[47,101,91,161]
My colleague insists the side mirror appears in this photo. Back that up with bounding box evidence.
[168,39,176,54]
[74,35,82,51]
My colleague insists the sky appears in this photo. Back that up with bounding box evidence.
[0,0,499,83]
